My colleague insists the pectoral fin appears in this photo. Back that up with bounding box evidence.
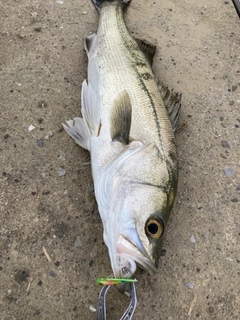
[158,81,182,133]
[111,91,132,145]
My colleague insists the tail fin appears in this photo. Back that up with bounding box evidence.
[92,0,131,11]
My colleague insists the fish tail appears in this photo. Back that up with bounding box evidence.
[91,0,131,11]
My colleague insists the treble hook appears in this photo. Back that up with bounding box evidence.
[95,284,111,320]
[95,282,137,320]
[120,282,137,320]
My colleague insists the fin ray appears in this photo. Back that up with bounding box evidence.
[158,81,182,132]
[63,117,91,150]
[135,38,156,66]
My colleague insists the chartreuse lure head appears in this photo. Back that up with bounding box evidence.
[96,277,137,286]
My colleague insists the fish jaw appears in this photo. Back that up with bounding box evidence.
[116,233,157,275]
[104,227,157,279]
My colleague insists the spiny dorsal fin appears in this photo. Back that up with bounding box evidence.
[135,38,156,66]
[158,81,182,132]
[111,91,132,144]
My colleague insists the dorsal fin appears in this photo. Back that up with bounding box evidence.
[111,91,132,144]
[158,81,182,132]
[135,38,156,66]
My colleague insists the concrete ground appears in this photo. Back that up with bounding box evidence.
[1,0,239,319]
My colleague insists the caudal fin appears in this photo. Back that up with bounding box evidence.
[91,0,131,11]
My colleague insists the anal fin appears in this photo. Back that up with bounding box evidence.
[158,81,182,133]
[111,91,132,144]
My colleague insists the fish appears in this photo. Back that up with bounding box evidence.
[63,0,181,280]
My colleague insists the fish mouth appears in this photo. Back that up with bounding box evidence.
[115,233,157,278]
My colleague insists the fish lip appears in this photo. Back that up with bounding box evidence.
[116,233,157,275]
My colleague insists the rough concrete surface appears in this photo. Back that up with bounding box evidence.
[1,0,240,319]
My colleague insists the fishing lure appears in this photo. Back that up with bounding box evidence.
[96,278,137,286]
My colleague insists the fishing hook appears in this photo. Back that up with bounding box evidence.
[95,282,137,320]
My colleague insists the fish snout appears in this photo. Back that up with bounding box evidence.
[114,233,157,275]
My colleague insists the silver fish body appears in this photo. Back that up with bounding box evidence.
[64,0,181,279]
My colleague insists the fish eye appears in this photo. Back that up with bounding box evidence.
[145,218,164,239]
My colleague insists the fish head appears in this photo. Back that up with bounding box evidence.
[102,178,176,281]
[112,185,174,277]
[97,143,177,282]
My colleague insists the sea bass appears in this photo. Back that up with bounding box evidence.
[64,0,181,279]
